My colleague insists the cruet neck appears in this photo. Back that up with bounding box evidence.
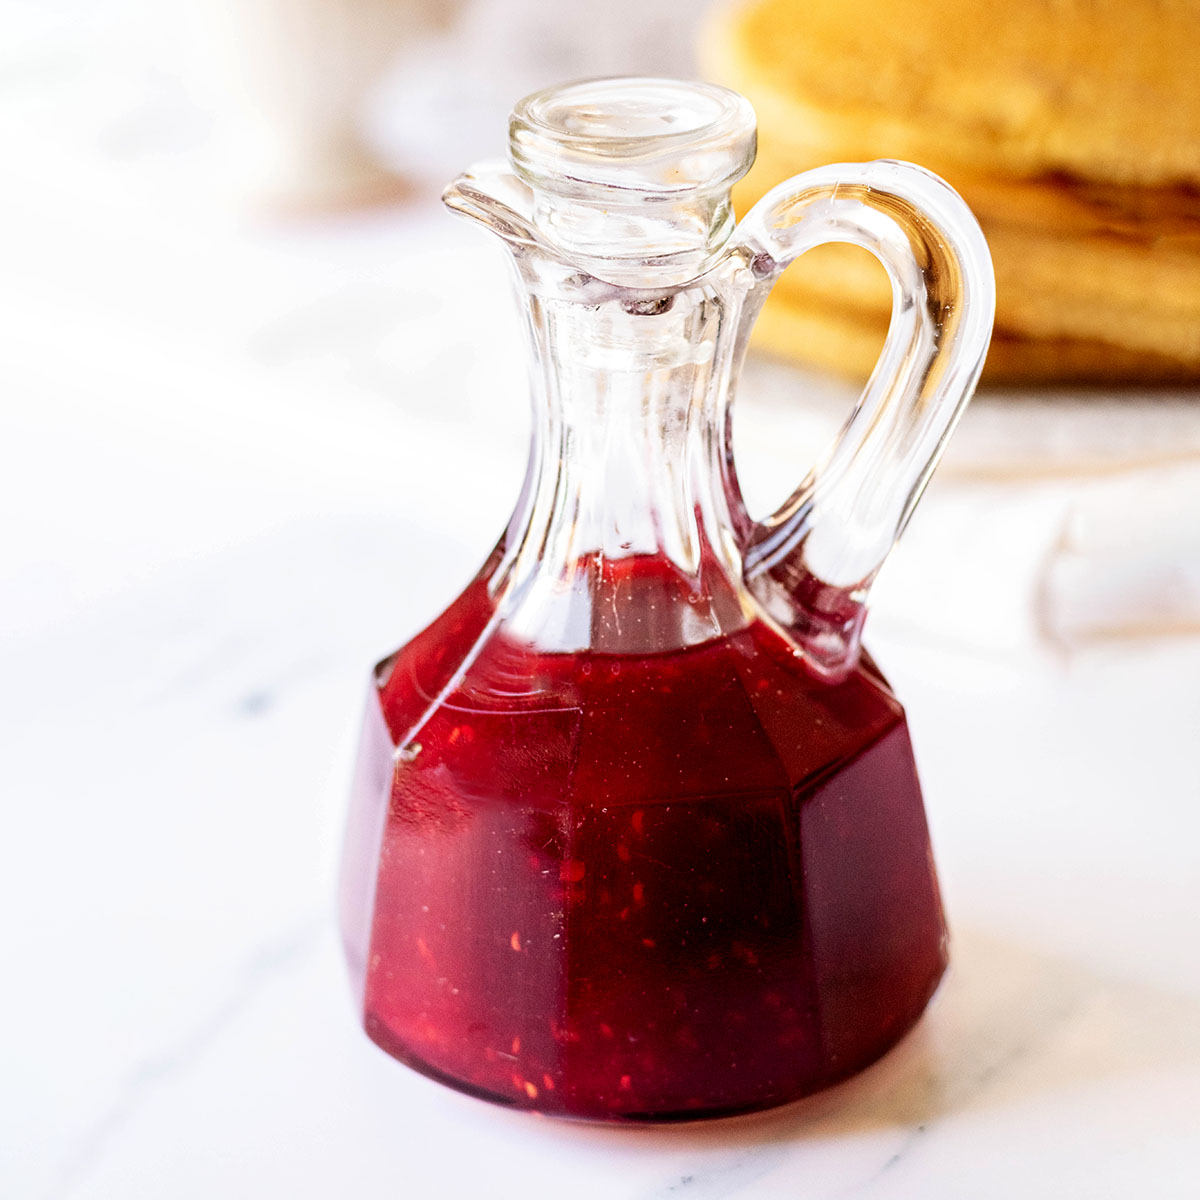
[488,267,750,655]
[446,77,757,289]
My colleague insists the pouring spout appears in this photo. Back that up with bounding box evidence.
[441,161,544,255]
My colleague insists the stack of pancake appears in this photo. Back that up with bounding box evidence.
[701,0,1200,384]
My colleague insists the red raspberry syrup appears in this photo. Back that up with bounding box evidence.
[339,552,947,1122]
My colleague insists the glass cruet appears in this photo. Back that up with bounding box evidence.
[339,77,995,1122]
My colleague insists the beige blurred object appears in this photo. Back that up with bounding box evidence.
[188,0,461,211]
[702,0,1200,384]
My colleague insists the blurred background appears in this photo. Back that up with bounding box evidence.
[3,1,1199,1197]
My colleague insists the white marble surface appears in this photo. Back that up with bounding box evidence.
[5,8,1200,1198]
[4,194,1200,1200]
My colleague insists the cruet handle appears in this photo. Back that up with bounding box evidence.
[730,160,995,680]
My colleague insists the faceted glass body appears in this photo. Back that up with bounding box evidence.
[341,556,946,1121]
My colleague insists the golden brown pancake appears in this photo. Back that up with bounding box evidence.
[703,0,1200,384]
[703,0,1200,188]
[756,293,1200,385]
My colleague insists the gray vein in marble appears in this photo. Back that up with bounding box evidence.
[636,934,1143,1200]
[653,1150,790,1200]
[822,999,1090,1197]
[43,917,325,1200]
